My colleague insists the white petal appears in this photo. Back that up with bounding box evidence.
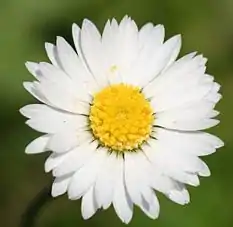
[154,174,190,204]
[124,155,140,205]
[156,117,219,131]
[80,19,108,87]
[56,36,80,77]
[198,132,224,149]
[134,35,181,87]
[150,79,213,113]
[141,165,190,205]
[130,23,165,85]
[143,141,200,186]
[102,17,139,85]
[72,23,91,74]
[45,152,71,173]
[52,141,97,177]
[94,153,120,209]
[151,81,212,112]
[72,24,84,62]
[20,103,62,120]
[153,128,223,156]
[56,36,93,90]
[172,172,200,186]
[38,62,68,83]
[23,81,48,104]
[45,43,60,67]
[101,19,124,85]
[116,16,139,78]
[112,16,139,65]
[25,62,43,81]
[143,53,206,99]
[56,35,99,95]
[198,161,211,177]
[155,100,219,130]
[51,175,72,197]
[168,187,190,205]
[81,186,98,220]
[124,152,151,205]
[25,135,50,154]
[139,23,164,50]
[139,192,160,219]
[47,130,79,153]
[38,62,91,103]
[205,82,222,103]
[21,104,87,134]
[113,155,133,224]
[68,148,107,200]
[35,81,89,114]
[161,35,181,72]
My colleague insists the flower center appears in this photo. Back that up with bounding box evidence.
[89,84,154,152]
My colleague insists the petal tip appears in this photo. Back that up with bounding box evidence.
[19,106,26,117]
[72,23,79,30]
[218,139,224,148]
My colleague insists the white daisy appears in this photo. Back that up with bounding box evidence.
[20,16,223,223]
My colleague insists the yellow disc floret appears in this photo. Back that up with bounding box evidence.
[89,84,154,152]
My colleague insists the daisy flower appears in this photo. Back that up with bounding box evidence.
[20,16,223,223]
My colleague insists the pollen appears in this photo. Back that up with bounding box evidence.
[110,65,118,73]
[89,84,154,152]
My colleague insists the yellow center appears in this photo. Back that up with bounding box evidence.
[89,84,154,152]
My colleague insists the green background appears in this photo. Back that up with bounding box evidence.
[0,0,232,226]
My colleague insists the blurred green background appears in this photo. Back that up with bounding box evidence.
[0,0,232,226]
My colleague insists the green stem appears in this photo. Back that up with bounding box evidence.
[20,181,53,227]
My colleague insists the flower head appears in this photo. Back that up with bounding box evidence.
[20,16,223,223]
